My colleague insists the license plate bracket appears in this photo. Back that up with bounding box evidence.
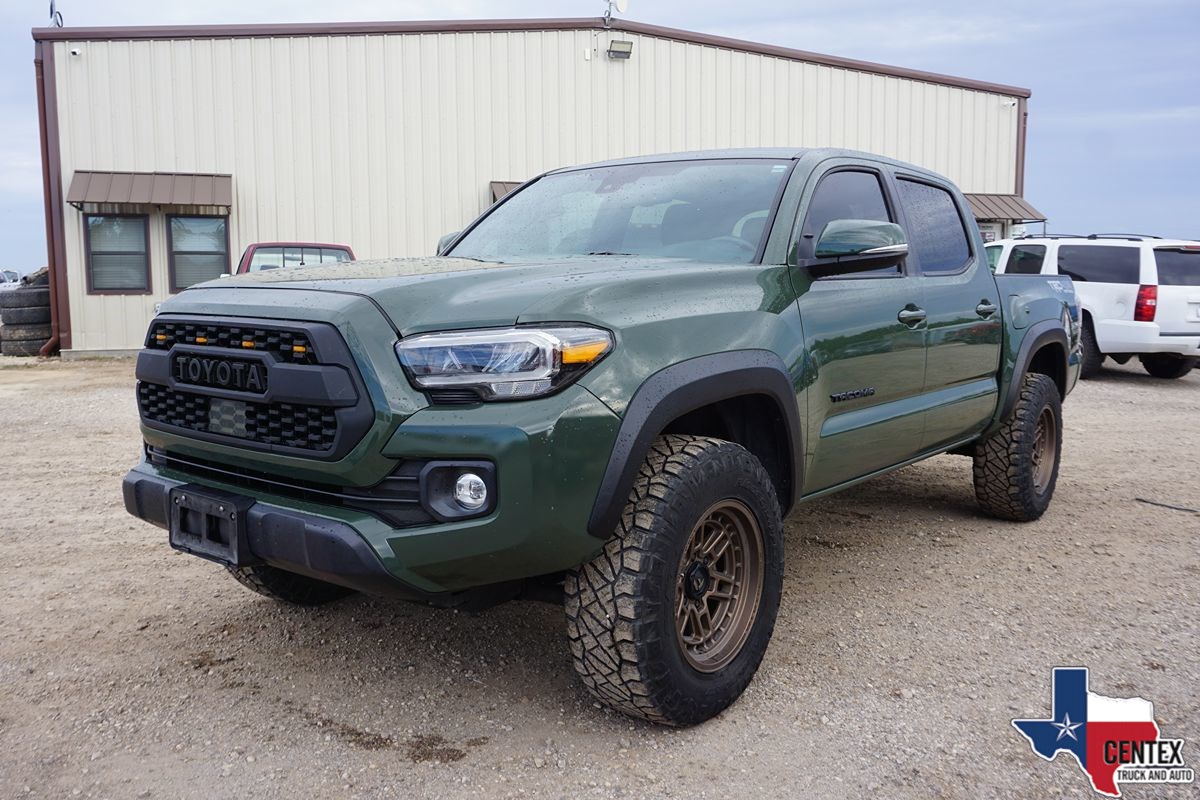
[168,485,258,568]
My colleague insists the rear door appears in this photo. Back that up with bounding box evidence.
[791,163,928,493]
[1152,245,1200,335]
[892,175,1003,450]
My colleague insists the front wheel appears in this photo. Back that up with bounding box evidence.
[972,373,1063,521]
[1139,354,1194,379]
[564,435,783,726]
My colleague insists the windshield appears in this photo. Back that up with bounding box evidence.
[450,159,792,263]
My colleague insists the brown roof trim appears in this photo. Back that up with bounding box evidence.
[611,20,1030,98]
[31,16,1031,98]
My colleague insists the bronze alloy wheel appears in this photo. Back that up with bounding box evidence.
[1031,406,1057,494]
[675,499,765,673]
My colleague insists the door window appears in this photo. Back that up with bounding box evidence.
[1005,245,1047,275]
[801,170,896,275]
[985,245,1003,272]
[896,179,971,274]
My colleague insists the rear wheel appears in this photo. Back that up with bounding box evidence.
[1139,353,1194,379]
[227,564,354,606]
[1079,319,1103,379]
[564,435,783,726]
[972,374,1063,521]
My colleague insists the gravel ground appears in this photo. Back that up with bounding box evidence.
[1,357,1197,800]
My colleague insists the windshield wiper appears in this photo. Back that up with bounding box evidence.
[584,251,634,256]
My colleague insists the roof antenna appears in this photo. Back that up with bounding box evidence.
[49,0,64,27]
[603,0,629,27]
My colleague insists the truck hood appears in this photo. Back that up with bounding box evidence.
[188,256,759,335]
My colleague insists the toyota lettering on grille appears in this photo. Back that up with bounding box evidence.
[172,354,268,393]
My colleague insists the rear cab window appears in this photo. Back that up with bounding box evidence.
[1154,247,1200,286]
[1056,245,1140,284]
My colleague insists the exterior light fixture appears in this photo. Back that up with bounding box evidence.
[607,40,633,60]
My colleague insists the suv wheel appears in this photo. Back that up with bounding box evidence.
[1139,353,1194,379]
[564,435,783,726]
[227,564,354,606]
[972,373,1062,521]
[1079,319,1103,379]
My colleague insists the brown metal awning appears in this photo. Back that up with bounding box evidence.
[490,181,523,203]
[66,170,233,208]
[965,193,1045,222]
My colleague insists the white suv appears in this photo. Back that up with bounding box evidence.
[987,235,1200,379]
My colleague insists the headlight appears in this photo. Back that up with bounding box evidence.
[395,325,613,401]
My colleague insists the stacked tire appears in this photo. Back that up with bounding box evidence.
[0,287,52,357]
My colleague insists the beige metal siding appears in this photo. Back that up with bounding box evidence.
[51,30,1021,351]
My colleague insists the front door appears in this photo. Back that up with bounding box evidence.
[792,165,928,493]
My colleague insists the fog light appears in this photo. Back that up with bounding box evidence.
[454,472,488,510]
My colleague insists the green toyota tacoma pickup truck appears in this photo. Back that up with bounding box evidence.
[124,148,1080,725]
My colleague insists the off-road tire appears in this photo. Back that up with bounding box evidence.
[227,564,354,606]
[1079,319,1103,379]
[973,373,1062,521]
[0,338,49,357]
[0,306,51,325]
[564,434,784,726]
[1,324,52,342]
[1139,353,1194,379]
[0,287,50,309]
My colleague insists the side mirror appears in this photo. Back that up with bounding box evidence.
[806,219,908,277]
[437,231,461,256]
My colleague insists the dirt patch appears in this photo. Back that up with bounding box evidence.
[1,358,1198,799]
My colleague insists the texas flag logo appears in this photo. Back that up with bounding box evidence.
[1013,668,1194,796]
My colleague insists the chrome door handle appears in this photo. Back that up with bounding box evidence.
[897,307,927,326]
[976,301,999,318]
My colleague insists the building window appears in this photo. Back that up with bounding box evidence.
[84,214,150,293]
[168,215,229,291]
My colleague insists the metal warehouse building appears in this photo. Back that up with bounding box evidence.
[32,16,1044,356]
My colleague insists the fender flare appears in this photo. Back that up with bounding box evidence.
[586,350,803,539]
[1000,319,1070,420]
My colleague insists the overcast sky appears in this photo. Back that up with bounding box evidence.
[1,0,1197,272]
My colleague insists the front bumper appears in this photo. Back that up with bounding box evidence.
[125,384,622,596]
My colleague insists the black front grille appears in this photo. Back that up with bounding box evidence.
[138,383,338,451]
[146,320,316,364]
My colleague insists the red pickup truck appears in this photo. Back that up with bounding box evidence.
[235,242,355,274]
